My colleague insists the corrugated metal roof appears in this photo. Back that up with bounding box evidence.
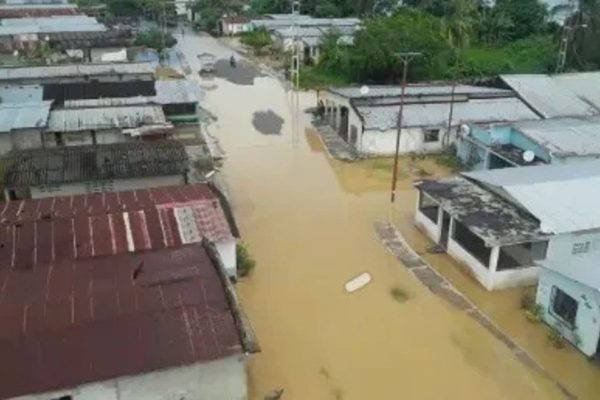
[0,62,155,81]
[154,79,203,104]
[0,244,243,399]
[356,97,538,130]
[253,16,360,29]
[463,161,600,234]
[512,116,600,157]
[48,105,167,132]
[0,83,42,102]
[550,72,600,111]
[0,101,50,132]
[0,0,69,5]
[3,141,188,186]
[330,84,511,99]
[0,15,105,36]
[501,74,598,118]
[0,184,235,271]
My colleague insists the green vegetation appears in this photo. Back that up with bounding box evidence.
[548,326,565,348]
[190,0,245,32]
[432,151,462,173]
[390,286,410,303]
[525,304,543,323]
[76,0,175,20]
[299,66,350,89]
[134,29,177,54]
[237,243,256,277]
[240,27,273,55]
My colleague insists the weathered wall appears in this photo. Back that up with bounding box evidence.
[414,191,442,244]
[360,126,454,156]
[10,355,247,400]
[30,175,185,199]
[537,268,600,356]
[216,238,238,277]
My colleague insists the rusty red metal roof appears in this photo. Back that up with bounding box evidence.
[0,7,80,18]
[0,184,234,271]
[0,243,243,398]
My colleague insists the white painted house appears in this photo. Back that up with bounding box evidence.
[317,85,538,156]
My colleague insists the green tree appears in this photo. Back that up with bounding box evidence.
[492,0,548,41]
[568,0,600,70]
[135,29,177,53]
[240,27,273,54]
[441,0,479,48]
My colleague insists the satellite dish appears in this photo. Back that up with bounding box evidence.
[523,150,535,163]
[360,85,370,95]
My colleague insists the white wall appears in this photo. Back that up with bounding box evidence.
[216,238,237,278]
[11,129,43,150]
[447,235,496,290]
[537,268,600,357]
[361,127,455,156]
[30,175,185,199]
[10,355,247,400]
[414,191,442,243]
[545,229,600,289]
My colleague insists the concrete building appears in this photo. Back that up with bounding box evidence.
[483,0,578,24]
[46,104,173,146]
[0,15,107,53]
[0,101,51,153]
[317,85,538,156]
[252,15,360,64]
[0,62,156,102]
[0,242,256,400]
[220,15,253,35]
[2,141,189,199]
[0,3,80,18]
[457,116,600,170]
[415,174,548,291]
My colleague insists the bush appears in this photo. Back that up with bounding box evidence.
[240,28,272,54]
[135,29,177,53]
[548,326,565,348]
[237,243,256,277]
[299,66,350,89]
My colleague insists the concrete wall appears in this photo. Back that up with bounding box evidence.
[90,47,126,62]
[446,233,496,290]
[537,268,600,357]
[0,129,43,155]
[10,355,247,400]
[30,175,185,199]
[360,126,453,156]
[544,229,600,290]
[414,191,442,243]
[216,238,237,278]
[44,129,125,147]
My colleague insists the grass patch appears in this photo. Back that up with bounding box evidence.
[299,66,350,90]
[547,326,565,349]
[390,286,410,303]
[431,152,462,173]
[237,243,256,277]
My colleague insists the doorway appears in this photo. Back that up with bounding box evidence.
[339,106,349,141]
[440,212,451,249]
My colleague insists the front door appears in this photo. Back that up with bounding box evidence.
[440,212,451,249]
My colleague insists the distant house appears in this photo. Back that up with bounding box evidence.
[0,3,81,19]
[2,141,189,199]
[317,85,538,156]
[0,183,240,277]
[483,0,578,24]
[220,15,252,36]
[0,243,257,399]
[457,116,600,170]
[252,15,360,64]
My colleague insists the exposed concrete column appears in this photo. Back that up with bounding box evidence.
[335,105,341,131]
[489,246,500,273]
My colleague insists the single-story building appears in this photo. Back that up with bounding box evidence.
[271,25,354,64]
[0,242,257,399]
[0,4,80,19]
[415,175,548,291]
[46,104,173,146]
[0,62,156,103]
[220,15,253,35]
[2,140,189,199]
[0,183,240,277]
[457,116,600,170]
[317,84,539,156]
[0,101,51,154]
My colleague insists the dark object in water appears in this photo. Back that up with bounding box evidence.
[230,55,236,68]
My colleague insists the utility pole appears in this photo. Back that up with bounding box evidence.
[445,49,460,148]
[290,0,301,90]
[556,0,583,73]
[390,52,421,203]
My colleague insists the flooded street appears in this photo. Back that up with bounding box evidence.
[177,31,568,399]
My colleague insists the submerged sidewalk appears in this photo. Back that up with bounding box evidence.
[374,221,576,400]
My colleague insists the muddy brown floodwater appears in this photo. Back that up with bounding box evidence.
[178,33,571,400]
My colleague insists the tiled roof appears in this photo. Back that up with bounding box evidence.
[0,243,243,398]
[0,185,234,270]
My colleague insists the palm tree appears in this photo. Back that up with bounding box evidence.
[441,0,479,48]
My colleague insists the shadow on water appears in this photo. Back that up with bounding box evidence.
[252,110,284,135]
[213,59,265,85]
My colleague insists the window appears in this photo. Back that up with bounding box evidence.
[572,241,591,255]
[418,191,439,224]
[551,287,578,328]
[452,220,492,267]
[497,240,548,270]
[424,129,440,143]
